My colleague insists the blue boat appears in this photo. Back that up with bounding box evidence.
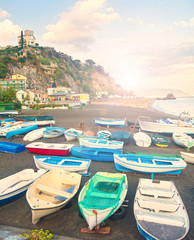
[0,141,26,153]
[71,146,123,162]
[6,125,38,139]
[43,127,66,139]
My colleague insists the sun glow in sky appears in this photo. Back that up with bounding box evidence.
[1,0,194,95]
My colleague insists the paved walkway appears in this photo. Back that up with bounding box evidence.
[0,225,79,240]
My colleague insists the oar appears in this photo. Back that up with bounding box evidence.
[1,174,32,194]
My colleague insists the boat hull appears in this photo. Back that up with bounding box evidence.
[27,147,70,156]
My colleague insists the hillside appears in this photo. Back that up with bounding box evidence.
[0,46,118,94]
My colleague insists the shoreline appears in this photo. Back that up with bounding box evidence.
[0,104,193,240]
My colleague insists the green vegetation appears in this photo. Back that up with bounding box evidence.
[0,61,8,78]
[39,57,51,65]
[19,228,54,240]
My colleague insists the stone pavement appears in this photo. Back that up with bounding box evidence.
[0,225,79,240]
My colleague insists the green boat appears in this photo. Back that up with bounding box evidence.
[151,133,170,147]
[78,172,128,230]
[13,115,53,121]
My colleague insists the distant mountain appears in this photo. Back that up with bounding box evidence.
[0,46,118,94]
[134,88,190,98]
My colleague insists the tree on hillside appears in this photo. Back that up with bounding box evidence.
[20,31,24,49]
[0,61,8,78]
[85,59,96,68]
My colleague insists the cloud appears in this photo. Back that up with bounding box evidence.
[174,17,194,27]
[0,8,10,19]
[43,0,120,51]
[0,19,22,45]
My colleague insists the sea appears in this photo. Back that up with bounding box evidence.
[151,97,194,119]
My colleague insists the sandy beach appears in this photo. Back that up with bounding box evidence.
[0,103,193,240]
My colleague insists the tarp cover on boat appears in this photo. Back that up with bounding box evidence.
[79,173,125,209]
[110,131,130,145]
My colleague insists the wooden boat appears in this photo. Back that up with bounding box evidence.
[151,133,170,147]
[114,153,187,175]
[138,116,194,135]
[26,142,73,156]
[133,132,151,147]
[128,151,182,159]
[13,115,53,121]
[6,125,38,139]
[71,146,122,162]
[78,172,128,230]
[43,127,66,139]
[110,131,131,146]
[0,169,47,206]
[94,118,126,128]
[26,168,81,224]
[134,178,190,240]
[0,141,26,154]
[180,151,194,164]
[23,127,46,141]
[78,137,123,149]
[33,155,91,174]
[64,128,83,141]
[172,132,194,151]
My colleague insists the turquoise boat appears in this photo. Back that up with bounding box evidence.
[13,115,53,121]
[78,172,128,230]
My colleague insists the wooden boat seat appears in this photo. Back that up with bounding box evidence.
[53,175,78,186]
[139,187,174,198]
[36,184,71,198]
[136,210,185,227]
[137,198,179,213]
[89,191,118,199]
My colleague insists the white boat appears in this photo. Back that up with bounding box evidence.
[94,117,126,128]
[134,178,190,240]
[114,154,187,175]
[180,151,194,164]
[23,127,46,141]
[0,169,47,206]
[133,132,151,147]
[64,128,83,141]
[26,168,81,224]
[138,116,194,135]
[78,172,128,230]
[33,155,91,174]
[172,132,194,151]
[79,137,123,149]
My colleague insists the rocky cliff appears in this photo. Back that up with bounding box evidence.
[0,46,118,94]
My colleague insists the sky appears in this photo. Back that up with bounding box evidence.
[0,0,194,95]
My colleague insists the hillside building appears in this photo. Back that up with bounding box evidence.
[18,30,36,47]
[0,74,27,91]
